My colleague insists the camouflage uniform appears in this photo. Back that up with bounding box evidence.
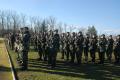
[69,32,76,63]
[106,35,114,62]
[60,33,65,59]
[114,35,120,63]
[89,35,97,63]
[76,32,84,64]
[83,34,89,62]
[37,33,43,60]
[65,32,70,61]
[98,34,107,64]
[41,32,47,61]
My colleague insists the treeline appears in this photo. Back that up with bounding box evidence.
[0,10,97,36]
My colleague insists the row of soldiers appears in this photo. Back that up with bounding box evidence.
[32,30,60,68]
[33,31,120,65]
[8,28,120,70]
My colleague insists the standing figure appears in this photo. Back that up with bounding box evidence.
[106,35,114,62]
[89,35,97,63]
[83,34,89,63]
[60,33,65,59]
[76,31,84,64]
[37,33,43,61]
[69,32,76,63]
[65,32,71,61]
[49,29,60,68]
[21,27,31,70]
[10,32,15,50]
[98,34,107,64]
[41,32,47,61]
[114,35,120,64]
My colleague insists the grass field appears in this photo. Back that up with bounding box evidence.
[8,45,120,80]
[0,38,13,80]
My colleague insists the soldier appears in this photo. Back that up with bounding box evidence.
[21,27,31,70]
[98,34,107,64]
[44,32,50,61]
[48,29,60,68]
[37,33,43,61]
[17,28,24,64]
[65,32,71,61]
[89,35,97,63]
[60,33,65,59]
[83,34,89,63]
[76,31,84,64]
[41,32,47,61]
[10,32,16,50]
[69,32,76,63]
[47,30,54,65]
[106,35,114,62]
[114,35,120,64]
[8,33,12,48]
[34,34,38,51]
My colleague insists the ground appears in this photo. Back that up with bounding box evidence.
[3,40,120,80]
[0,38,13,80]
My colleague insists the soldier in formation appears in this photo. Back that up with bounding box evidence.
[8,28,120,70]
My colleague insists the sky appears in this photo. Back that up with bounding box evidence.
[0,0,120,34]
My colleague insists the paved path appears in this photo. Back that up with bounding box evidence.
[0,38,14,80]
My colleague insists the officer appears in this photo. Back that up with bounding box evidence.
[83,34,89,63]
[98,34,107,64]
[21,27,31,70]
[114,35,120,64]
[106,35,114,62]
[49,29,60,68]
[76,31,84,64]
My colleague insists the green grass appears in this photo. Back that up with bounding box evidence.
[8,47,120,80]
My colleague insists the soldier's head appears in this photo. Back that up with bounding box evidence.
[62,33,65,36]
[117,35,120,39]
[72,32,75,36]
[109,35,112,39]
[101,34,105,39]
[92,35,95,38]
[54,29,58,34]
[24,27,29,33]
[67,32,70,36]
[78,31,82,36]
[86,34,89,38]
[20,28,24,33]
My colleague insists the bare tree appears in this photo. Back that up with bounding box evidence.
[11,12,20,32]
[47,16,56,31]
[78,27,87,35]
[57,22,63,34]
[20,13,27,27]
[64,23,67,33]
[0,10,5,36]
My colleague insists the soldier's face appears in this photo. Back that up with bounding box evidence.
[109,36,112,39]
[117,36,120,39]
